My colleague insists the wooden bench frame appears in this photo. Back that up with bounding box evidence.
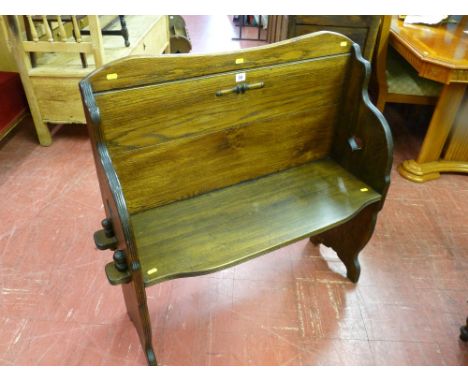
[80,32,393,365]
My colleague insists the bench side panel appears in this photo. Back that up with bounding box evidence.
[331,43,393,202]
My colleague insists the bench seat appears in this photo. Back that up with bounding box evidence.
[105,159,381,286]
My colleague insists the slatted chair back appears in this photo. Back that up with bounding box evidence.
[10,15,104,69]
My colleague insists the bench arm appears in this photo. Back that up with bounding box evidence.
[81,80,158,365]
[331,43,394,205]
[80,79,142,285]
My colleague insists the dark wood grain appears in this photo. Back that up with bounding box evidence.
[79,32,392,365]
[95,54,349,213]
[97,55,348,148]
[265,16,381,62]
[97,56,348,213]
[128,159,381,286]
[80,80,157,366]
[86,32,354,92]
[311,202,380,282]
[332,43,393,202]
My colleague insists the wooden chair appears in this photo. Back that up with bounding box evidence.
[373,16,442,112]
[6,15,105,146]
[4,15,170,146]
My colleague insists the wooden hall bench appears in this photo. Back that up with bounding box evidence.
[79,32,393,365]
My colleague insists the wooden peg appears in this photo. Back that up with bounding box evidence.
[71,16,82,42]
[26,16,38,41]
[41,15,53,42]
[56,15,66,41]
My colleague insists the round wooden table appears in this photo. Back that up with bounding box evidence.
[390,16,468,182]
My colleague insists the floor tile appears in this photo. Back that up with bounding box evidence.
[369,340,446,365]
[299,339,375,365]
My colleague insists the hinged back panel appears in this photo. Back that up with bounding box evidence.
[84,32,355,214]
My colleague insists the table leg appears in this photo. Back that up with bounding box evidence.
[398,83,467,182]
[444,95,468,160]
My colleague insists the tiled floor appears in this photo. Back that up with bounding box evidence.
[0,15,467,366]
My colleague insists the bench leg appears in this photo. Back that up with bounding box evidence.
[310,203,379,283]
[122,281,157,365]
[460,317,468,342]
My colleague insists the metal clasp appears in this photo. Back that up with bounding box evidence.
[216,81,264,97]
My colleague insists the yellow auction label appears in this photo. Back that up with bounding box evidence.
[106,73,118,80]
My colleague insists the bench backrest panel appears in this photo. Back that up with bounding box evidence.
[89,33,354,214]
